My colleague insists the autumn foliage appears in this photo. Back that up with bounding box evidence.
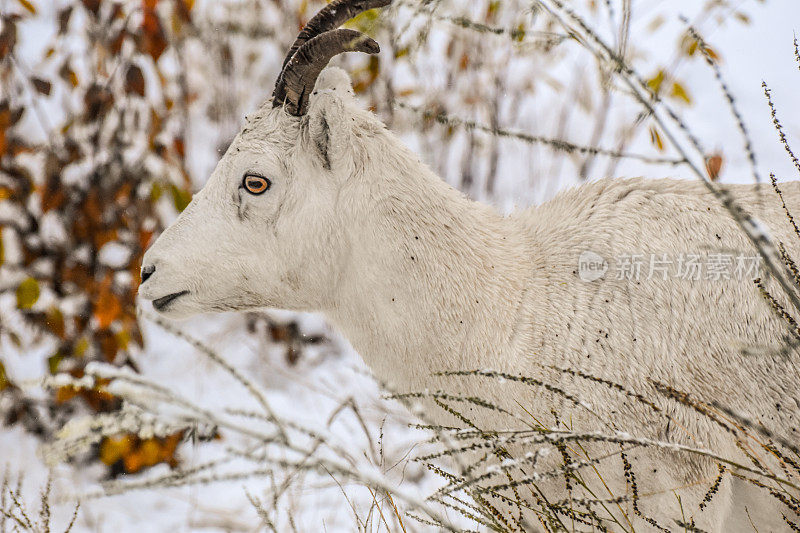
[0,0,196,474]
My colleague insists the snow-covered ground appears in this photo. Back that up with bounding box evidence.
[2,309,442,531]
[2,0,800,531]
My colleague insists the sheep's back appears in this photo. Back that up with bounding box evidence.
[516,176,800,461]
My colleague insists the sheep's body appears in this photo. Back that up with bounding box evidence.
[142,68,800,531]
[323,99,800,528]
[526,179,800,532]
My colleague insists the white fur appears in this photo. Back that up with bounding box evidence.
[140,68,800,531]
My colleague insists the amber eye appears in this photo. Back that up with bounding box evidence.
[242,174,271,195]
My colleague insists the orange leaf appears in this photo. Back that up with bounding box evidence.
[141,0,168,61]
[646,70,665,95]
[55,386,79,404]
[93,228,117,249]
[706,153,723,181]
[139,438,161,467]
[648,125,665,152]
[63,264,91,288]
[0,105,11,154]
[97,330,118,362]
[123,449,144,473]
[58,61,79,87]
[80,383,118,412]
[109,28,125,54]
[95,277,122,329]
[669,82,691,105]
[40,184,65,212]
[173,137,185,159]
[15,0,36,15]
[100,435,134,465]
[82,190,102,223]
[0,361,11,391]
[680,34,699,57]
[139,229,154,250]
[160,431,183,465]
[703,45,720,62]
[115,181,133,205]
[459,53,469,71]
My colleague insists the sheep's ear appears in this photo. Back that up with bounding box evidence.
[307,107,333,171]
[305,67,355,171]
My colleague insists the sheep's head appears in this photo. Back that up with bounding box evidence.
[138,0,390,318]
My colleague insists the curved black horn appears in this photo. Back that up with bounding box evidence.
[273,29,379,116]
[280,0,391,71]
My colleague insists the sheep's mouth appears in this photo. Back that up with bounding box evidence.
[152,290,189,311]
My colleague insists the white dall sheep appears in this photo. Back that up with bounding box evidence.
[139,1,800,530]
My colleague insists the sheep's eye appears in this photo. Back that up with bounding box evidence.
[242,174,271,195]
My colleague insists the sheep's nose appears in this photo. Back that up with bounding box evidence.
[141,264,156,283]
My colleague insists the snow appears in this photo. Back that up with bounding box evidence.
[98,242,134,270]
[39,211,70,248]
[4,309,441,531]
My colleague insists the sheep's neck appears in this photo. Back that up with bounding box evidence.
[326,157,531,393]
